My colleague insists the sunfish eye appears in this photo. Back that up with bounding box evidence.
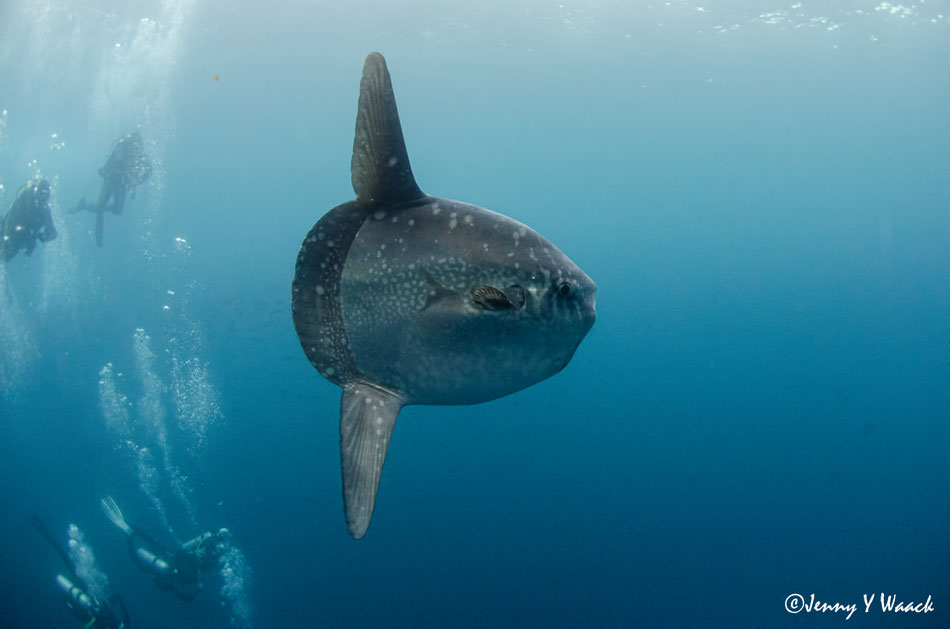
[557,280,573,297]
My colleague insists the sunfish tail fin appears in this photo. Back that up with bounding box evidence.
[339,381,403,539]
[100,495,133,536]
[351,52,425,206]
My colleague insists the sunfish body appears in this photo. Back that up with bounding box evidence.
[292,52,596,539]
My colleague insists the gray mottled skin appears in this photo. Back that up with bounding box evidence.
[342,198,594,405]
[292,52,596,539]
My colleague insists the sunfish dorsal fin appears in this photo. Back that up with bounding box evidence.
[339,381,404,539]
[351,52,424,206]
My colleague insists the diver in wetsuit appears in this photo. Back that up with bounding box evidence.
[31,514,132,629]
[100,495,229,602]
[0,178,56,262]
[73,132,152,247]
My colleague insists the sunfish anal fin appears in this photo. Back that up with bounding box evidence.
[339,381,404,539]
[351,52,425,206]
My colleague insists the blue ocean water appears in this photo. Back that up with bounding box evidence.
[1,1,947,626]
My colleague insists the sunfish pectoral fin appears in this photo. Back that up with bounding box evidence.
[421,275,459,312]
[339,381,404,539]
[351,52,425,206]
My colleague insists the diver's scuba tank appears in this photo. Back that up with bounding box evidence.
[134,546,172,576]
[56,574,97,622]
[180,531,213,554]
[182,528,231,570]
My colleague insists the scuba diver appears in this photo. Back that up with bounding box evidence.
[72,132,152,247]
[100,495,229,602]
[0,178,57,262]
[31,514,132,629]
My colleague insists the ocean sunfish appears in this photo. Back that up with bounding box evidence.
[292,52,596,539]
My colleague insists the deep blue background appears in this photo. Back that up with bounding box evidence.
[1,1,947,626]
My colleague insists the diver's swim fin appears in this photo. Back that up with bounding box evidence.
[100,495,133,536]
[95,210,104,247]
[31,514,74,573]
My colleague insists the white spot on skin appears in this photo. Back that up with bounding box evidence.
[449,218,457,229]
[433,206,441,215]
[408,219,415,226]
[316,285,325,295]
[374,211,386,220]
[464,215,473,225]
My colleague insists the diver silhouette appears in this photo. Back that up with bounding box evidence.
[101,495,229,602]
[31,514,132,629]
[1,178,57,262]
[72,132,152,247]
